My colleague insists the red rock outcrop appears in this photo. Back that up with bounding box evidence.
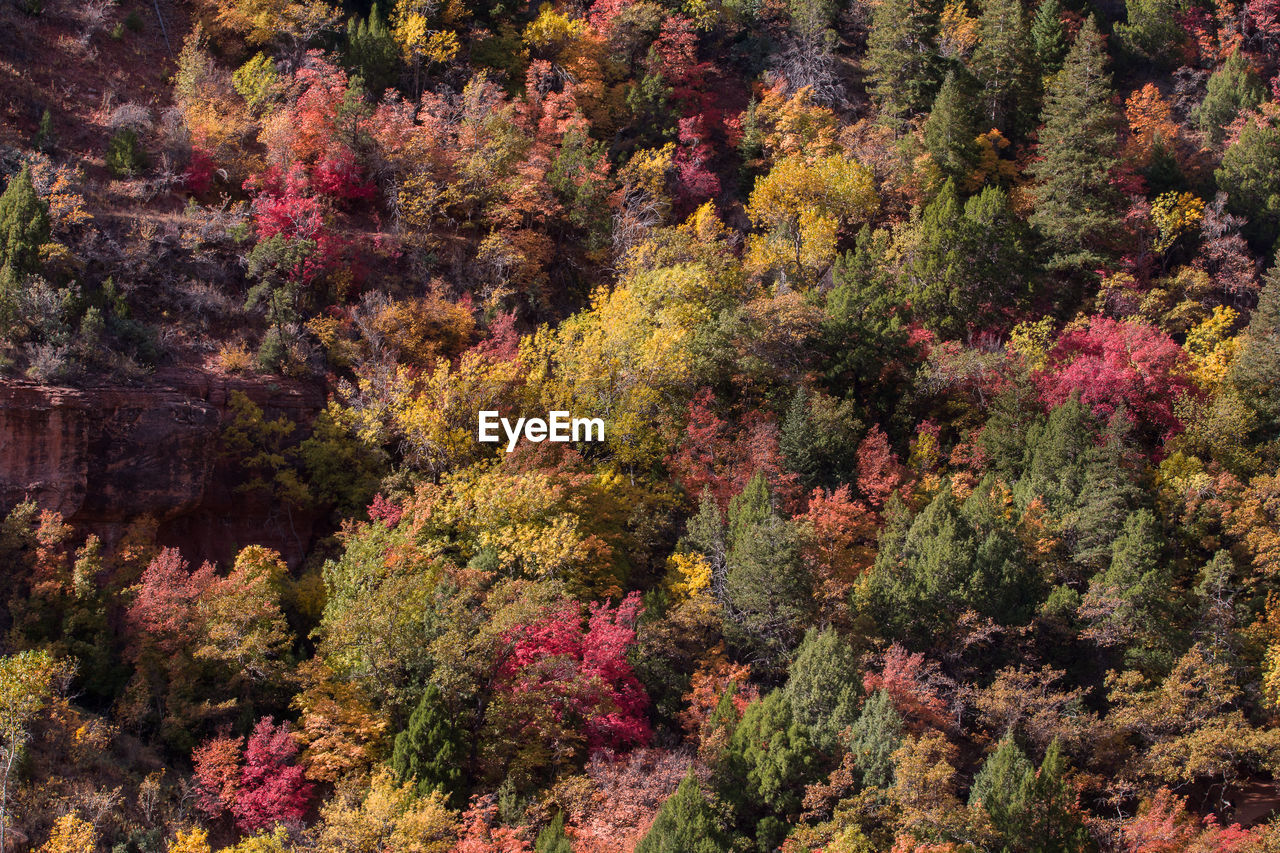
[0,368,326,567]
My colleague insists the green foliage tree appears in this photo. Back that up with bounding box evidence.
[346,5,400,97]
[721,690,817,850]
[1192,52,1264,146]
[1216,116,1280,249]
[1030,0,1067,77]
[0,650,71,853]
[391,683,466,805]
[970,735,1092,852]
[970,0,1034,136]
[969,734,1035,847]
[923,71,979,181]
[106,129,149,178]
[1027,17,1120,275]
[783,626,860,753]
[1229,263,1280,442]
[636,773,729,853]
[0,167,50,284]
[780,386,863,491]
[1114,0,1183,64]
[866,0,943,126]
[535,811,572,853]
[844,688,904,792]
[724,474,814,677]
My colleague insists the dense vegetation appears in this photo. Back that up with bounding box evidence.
[3,0,1280,848]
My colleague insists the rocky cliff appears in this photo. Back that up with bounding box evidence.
[0,368,326,567]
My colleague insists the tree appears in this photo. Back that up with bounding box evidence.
[970,0,1034,136]
[1030,0,1067,77]
[969,734,1034,848]
[845,688,905,792]
[636,772,728,853]
[0,650,70,853]
[346,5,400,97]
[37,813,97,853]
[1027,17,1120,275]
[723,474,815,676]
[923,71,979,181]
[0,167,49,286]
[1115,0,1183,63]
[1191,51,1264,146]
[866,0,943,125]
[392,684,466,805]
[233,717,314,832]
[784,627,860,752]
[721,690,818,848]
[535,813,572,853]
[1216,113,1280,249]
[1229,263,1280,441]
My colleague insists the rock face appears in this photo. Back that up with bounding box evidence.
[0,368,326,567]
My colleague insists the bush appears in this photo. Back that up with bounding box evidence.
[125,10,143,31]
[106,129,149,178]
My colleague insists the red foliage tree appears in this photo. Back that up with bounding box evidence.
[856,425,906,509]
[128,548,215,657]
[192,733,243,819]
[863,644,950,732]
[1122,788,1255,852]
[498,593,650,752]
[1036,316,1195,440]
[231,717,313,832]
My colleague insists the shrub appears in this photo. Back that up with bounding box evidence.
[106,129,149,178]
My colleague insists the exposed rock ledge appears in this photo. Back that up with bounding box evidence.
[0,367,326,568]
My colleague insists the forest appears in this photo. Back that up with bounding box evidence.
[1,0,1280,847]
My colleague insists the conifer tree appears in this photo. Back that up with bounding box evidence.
[969,734,1035,846]
[784,626,860,753]
[636,773,728,853]
[535,812,572,853]
[844,688,903,792]
[1216,116,1280,249]
[1027,16,1120,275]
[1229,263,1280,441]
[1025,739,1092,853]
[1080,508,1172,671]
[346,4,400,97]
[1030,0,1067,77]
[0,167,50,284]
[1193,52,1264,146]
[971,0,1034,135]
[866,0,943,126]
[391,684,465,805]
[924,72,979,181]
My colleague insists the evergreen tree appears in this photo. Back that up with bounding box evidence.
[346,5,400,97]
[1025,739,1093,852]
[637,773,728,853]
[971,0,1034,136]
[903,179,966,336]
[724,476,814,677]
[844,689,903,792]
[1079,508,1172,672]
[1114,0,1183,63]
[1216,116,1280,249]
[1027,16,1120,275]
[721,691,817,849]
[821,228,917,426]
[1229,263,1280,442]
[535,812,572,853]
[866,0,943,126]
[34,109,54,153]
[924,71,979,180]
[390,684,465,805]
[1193,52,1265,146]
[684,489,728,601]
[1030,0,1067,77]
[780,386,863,491]
[969,734,1035,849]
[783,626,860,753]
[0,167,50,283]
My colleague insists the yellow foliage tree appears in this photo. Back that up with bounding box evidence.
[745,154,878,287]
[167,827,213,853]
[312,768,458,852]
[37,814,97,853]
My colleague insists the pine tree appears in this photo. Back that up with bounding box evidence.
[724,478,814,677]
[1193,52,1265,146]
[866,0,943,126]
[903,179,966,337]
[780,387,864,491]
[969,734,1035,847]
[971,0,1034,136]
[1027,16,1120,275]
[721,691,817,847]
[636,773,728,853]
[924,71,979,180]
[1229,263,1280,441]
[1025,739,1092,853]
[346,5,400,97]
[844,689,903,791]
[535,812,572,853]
[1030,0,1067,77]
[391,684,465,805]
[0,167,50,283]
[1216,115,1280,249]
[783,626,860,753]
